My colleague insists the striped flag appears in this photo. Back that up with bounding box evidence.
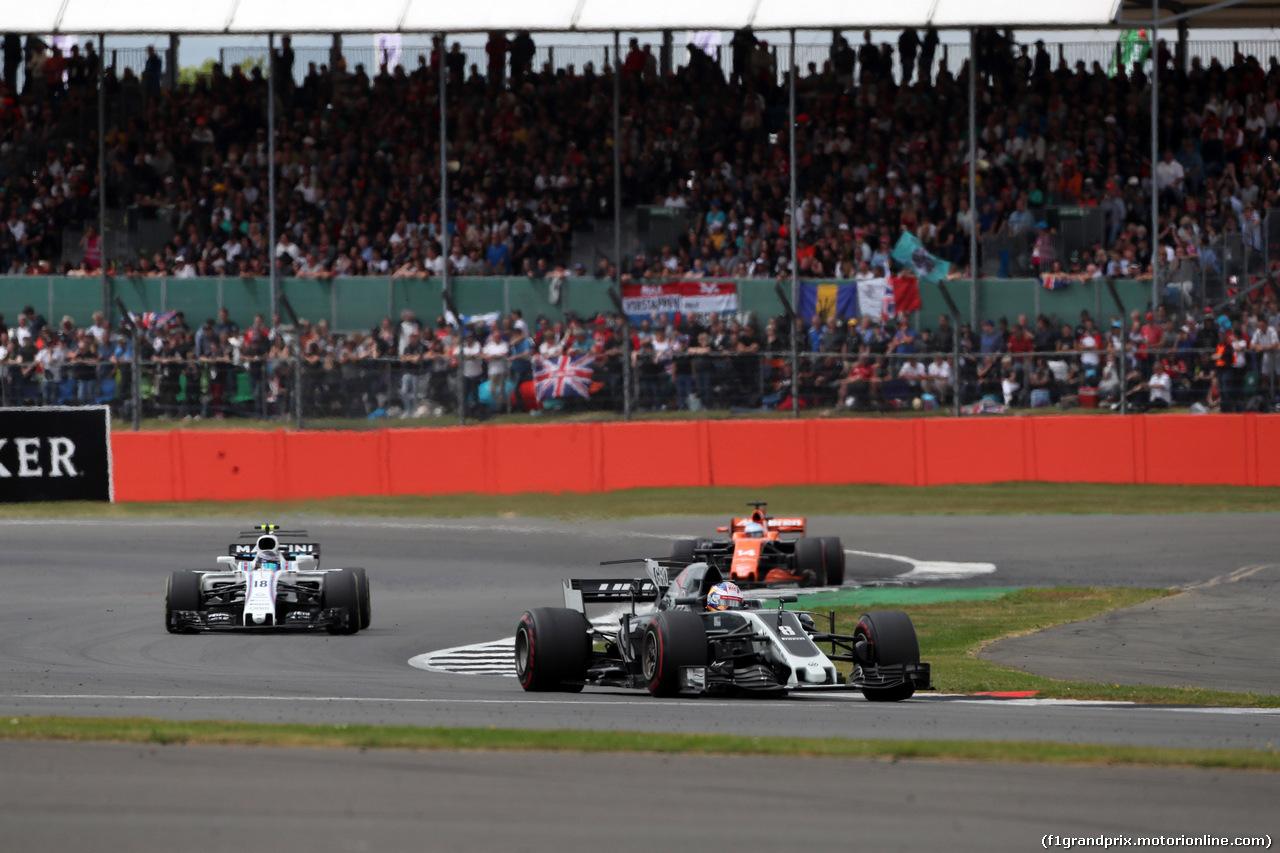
[796,282,858,322]
[131,310,178,330]
[533,354,595,401]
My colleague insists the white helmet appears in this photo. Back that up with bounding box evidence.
[743,521,765,539]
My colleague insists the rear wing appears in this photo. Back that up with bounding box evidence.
[562,561,670,612]
[721,516,806,534]
[230,524,320,559]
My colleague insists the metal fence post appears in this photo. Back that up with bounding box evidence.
[277,293,303,428]
[456,339,467,424]
[937,283,963,416]
[607,287,631,419]
[612,32,628,421]
[788,28,799,420]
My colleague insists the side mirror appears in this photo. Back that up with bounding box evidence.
[216,556,236,567]
[293,555,318,570]
[715,526,729,533]
[776,595,798,608]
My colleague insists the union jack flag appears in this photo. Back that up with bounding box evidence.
[534,354,595,401]
[130,310,179,330]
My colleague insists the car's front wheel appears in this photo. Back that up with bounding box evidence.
[322,569,361,635]
[642,611,708,697]
[794,537,827,587]
[820,537,846,586]
[855,610,921,702]
[165,571,202,634]
[349,568,372,630]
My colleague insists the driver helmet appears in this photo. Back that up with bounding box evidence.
[706,581,744,611]
[255,550,283,571]
[743,521,766,539]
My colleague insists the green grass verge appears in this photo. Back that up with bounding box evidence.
[3,717,1278,770]
[827,587,1280,706]
[7,482,1280,520]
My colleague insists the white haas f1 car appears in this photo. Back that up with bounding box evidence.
[165,525,371,634]
[515,559,930,700]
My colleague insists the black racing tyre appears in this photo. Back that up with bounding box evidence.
[349,568,372,630]
[855,610,921,702]
[641,611,708,697]
[669,539,698,563]
[514,608,590,692]
[165,571,202,634]
[820,537,846,586]
[794,537,827,587]
[322,569,361,635]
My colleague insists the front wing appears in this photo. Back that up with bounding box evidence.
[169,606,354,632]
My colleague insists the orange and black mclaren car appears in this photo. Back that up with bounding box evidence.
[667,502,845,588]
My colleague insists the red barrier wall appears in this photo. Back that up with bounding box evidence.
[110,414,1280,503]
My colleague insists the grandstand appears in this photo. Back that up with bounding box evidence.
[1,1,1278,423]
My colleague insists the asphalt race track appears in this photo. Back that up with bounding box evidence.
[2,514,1278,850]
[2,515,1279,745]
[4,741,1277,853]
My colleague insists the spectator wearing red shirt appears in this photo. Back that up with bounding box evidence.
[837,355,879,410]
[1007,323,1035,361]
[1140,312,1165,349]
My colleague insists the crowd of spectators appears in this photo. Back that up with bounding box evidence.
[2,286,1276,418]
[1,28,1278,290]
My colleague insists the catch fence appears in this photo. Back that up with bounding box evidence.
[6,344,1270,429]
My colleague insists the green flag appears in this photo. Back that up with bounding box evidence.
[1108,29,1151,78]
[892,231,950,285]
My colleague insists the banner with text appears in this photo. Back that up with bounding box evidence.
[621,281,739,322]
[0,407,112,502]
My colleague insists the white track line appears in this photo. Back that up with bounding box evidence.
[844,549,997,582]
[6,693,1278,715]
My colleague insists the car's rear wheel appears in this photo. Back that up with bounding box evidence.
[642,611,708,697]
[794,537,827,587]
[514,608,590,692]
[669,539,698,563]
[349,568,372,630]
[165,571,202,634]
[855,610,920,702]
[322,569,361,635]
[820,537,846,586]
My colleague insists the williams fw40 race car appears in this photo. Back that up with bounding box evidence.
[668,502,844,588]
[164,525,371,634]
[514,559,929,700]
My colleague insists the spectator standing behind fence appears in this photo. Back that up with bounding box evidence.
[510,31,535,81]
[898,29,919,85]
[1251,316,1278,391]
[485,31,507,86]
[482,321,510,414]
[142,46,162,99]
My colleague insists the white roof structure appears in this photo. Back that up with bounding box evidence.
[8,0,1275,34]
[7,0,1160,35]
